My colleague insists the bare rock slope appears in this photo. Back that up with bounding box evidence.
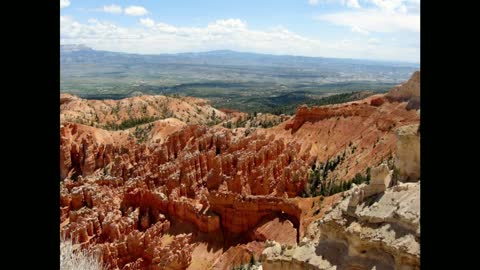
[262,181,420,270]
[261,122,421,270]
[60,94,228,127]
[60,71,420,269]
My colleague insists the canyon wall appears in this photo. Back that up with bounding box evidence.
[60,71,420,269]
[262,144,421,270]
[60,121,309,269]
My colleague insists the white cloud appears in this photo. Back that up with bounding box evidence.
[103,4,122,14]
[60,0,70,9]
[368,38,381,45]
[140,18,155,28]
[317,9,419,33]
[60,16,419,62]
[345,0,361,8]
[351,25,369,35]
[124,6,148,16]
[367,0,419,13]
[308,0,360,8]
[209,18,247,29]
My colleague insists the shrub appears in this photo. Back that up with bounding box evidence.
[103,116,158,130]
[249,254,255,267]
[60,238,104,270]
[370,97,385,107]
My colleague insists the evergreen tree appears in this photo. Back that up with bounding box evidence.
[249,255,255,267]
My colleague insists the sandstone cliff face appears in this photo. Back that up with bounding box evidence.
[60,94,228,127]
[386,71,420,110]
[262,240,335,270]
[394,124,420,182]
[284,102,379,134]
[262,182,420,270]
[60,122,310,197]
[60,121,309,269]
[208,193,302,241]
[261,97,419,185]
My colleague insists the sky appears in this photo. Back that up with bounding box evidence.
[60,0,420,63]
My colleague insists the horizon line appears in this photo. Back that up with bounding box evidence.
[60,43,420,66]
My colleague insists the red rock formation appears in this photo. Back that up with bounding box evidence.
[370,97,385,107]
[93,220,177,269]
[60,93,229,127]
[285,103,376,133]
[386,71,420,110]
[211,241,265,270]
[60,123,310,197]
[59,72,420,269]
[60,120,311,269]
[263,88,419,185]
[249,217,297,246]
[208,193,302,242]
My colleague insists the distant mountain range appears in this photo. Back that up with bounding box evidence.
[60,45,419,69]
[60,44,419,112]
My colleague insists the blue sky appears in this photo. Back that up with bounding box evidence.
[60,0,420,63]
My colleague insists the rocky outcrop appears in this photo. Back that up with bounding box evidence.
[262,240,336,270]
[208,193,302,241]
[285,103,377,133]
[394,124,420,182]
[262,181,420,270]
[348,163,393,210]
[60,179,194,269]
[386,71,420,110]
[60,93,229,127]
[269,92,419,185]
[60,121,312,269]
[60,72,421,269]
[250,217,297,245]
[122,188,221,233]
[60,123,310,196]
[60,93,80,105]
[94,227,193,270]
[370,97,385,107]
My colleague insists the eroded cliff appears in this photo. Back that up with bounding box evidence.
[60,71,420,270]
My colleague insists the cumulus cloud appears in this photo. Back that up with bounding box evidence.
[103,4,122,14]
[368,38,381,45]
[309,0,420,10]
[140,18,155,28]
[60,16,419,62]
[308,0,360,8]
[124,6,148,16]
[351,25,369,35]
[317,9,419,33]
[209,18,247,29]
[60,0,70,9]
[368,0,407,13]
[345,0,361,8]
[368,0,423,14]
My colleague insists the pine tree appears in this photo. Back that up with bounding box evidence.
[366,167,371,184]
[211,110,216,120]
